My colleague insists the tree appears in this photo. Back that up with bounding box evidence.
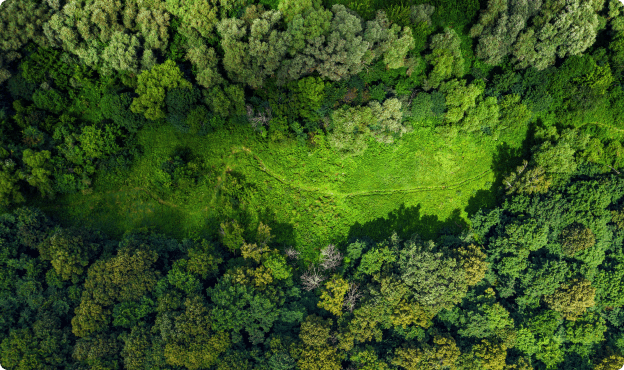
[21,149,54,198]
[44,0,171,74]
[294,315,341,370]
[0,0,56,82]
[565,312,606,346]
[73,332,122,369]
[368,98,410,144]
[328,104,373,156]
[502,160,551,195]
[559,223,596,257]
[383,25,415,69]
[37,228,100,282]
[165,0,233,41]
[392,335,461,370]
[390,299,434,329]
[469,0,540,66]
[301,265,327,291]
[278,5,398,83]
[456,244,488,286]
[185,43,222,90]
[78,125,121,159]
[318,277,349,316]
[411,4,435,27]
[208,276,281,345]
[440,79,484,124]
[161,295,231,369]
[473,339,507,370]
[398,239,468,311]
[319,244,343,270]
[462,96,500,133]
[511,0,601,70]
[0,314,73,370]
[72,245,160,337]
[544,278,596,320]
[278,0,320,23]
[130,59,192,121]
[470,0,603,70]
[594,354,624,370]
[498,94,532,132]
[99,31,142,76]
[424,28,465,90]
[0,158,24,208]
[217,8,290,89]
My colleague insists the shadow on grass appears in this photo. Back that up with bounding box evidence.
[346,203,468,243]
[465,124,537,217]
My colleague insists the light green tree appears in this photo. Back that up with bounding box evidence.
[424,28,465,90]
[368,98,410,144]
[0,0,55,85]
[218,8,290,89]
[462,96,500,133]
[512,0,601,70]
[383,25,415,69]
[278,0,320,23]
[328,104,373,156]
[440,79,484,124]
[44,0,170,75]
[131,59,192,120]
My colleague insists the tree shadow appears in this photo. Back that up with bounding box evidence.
[346,203,468,243]
[203,170,295,250]
[464,123,537,217]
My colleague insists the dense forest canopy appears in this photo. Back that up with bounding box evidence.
[1,0,624,369]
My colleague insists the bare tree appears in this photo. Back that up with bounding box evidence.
[300,266,326,291]
[284,247,301,260]
[246,104,272,132]
[343,283,363,313]
[320,244,343,271]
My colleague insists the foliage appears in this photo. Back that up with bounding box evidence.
[317,276,349,316]
[1,1,624,369]
[131,59,193,121]
[424,28,465,90]
[544,278,596,321]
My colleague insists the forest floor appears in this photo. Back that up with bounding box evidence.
[34,121,527,259]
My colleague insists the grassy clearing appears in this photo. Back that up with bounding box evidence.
[33,121,526,259]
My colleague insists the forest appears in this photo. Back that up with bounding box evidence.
[1,0,624,369]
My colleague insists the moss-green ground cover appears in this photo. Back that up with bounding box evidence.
[32,121,526,260]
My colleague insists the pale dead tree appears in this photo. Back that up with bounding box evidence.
[284,247,301,260]
[246,104,272,132]
[320,244,343,271]
[343,283,363,313]
[300,266,326,291]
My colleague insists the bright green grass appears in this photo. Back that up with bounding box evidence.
[34,121,525,260]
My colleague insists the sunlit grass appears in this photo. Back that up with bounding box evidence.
[36,120,526,258]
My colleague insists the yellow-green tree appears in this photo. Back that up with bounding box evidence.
[162,296,231,369]
[293,315,341,370]
[318,277,349,316]
[392,335,461,370]
[474,339,507,370]
[594,354,624,370]
[544,278,596,321]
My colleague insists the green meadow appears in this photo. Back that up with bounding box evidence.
[32,120,526,260]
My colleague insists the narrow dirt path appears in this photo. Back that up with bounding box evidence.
[227,146,493,200]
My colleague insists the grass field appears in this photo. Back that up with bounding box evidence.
[32,120,527,261]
